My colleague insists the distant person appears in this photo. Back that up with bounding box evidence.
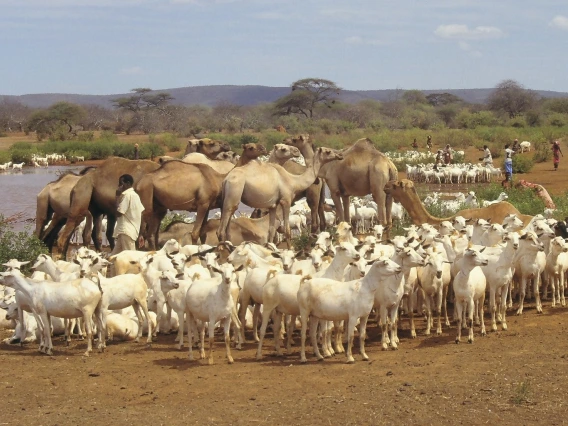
[435,149,443,164]
[512,139,520,153]
[480,145,493,166]
[502,144,515,188]
[426,135,432,151]
[111,174,145,255]
[443,144,452,164]
[412,138,418,149]
[552,140,563,171]
[134,143,139,160]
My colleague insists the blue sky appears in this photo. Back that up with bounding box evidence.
[1,0,567,96]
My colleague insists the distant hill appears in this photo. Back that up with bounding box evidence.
[1,85,568,109]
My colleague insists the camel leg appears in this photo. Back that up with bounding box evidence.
[317,184,326,231]
[329,189,344,223]
[90,214,102,252]
[106,215,116,251]
[341,195,351,225]
[280,200,292,249]
[267,208,278,245]
[152,211,167,250]
[191,204,211,245]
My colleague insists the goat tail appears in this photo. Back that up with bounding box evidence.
[300,274,312,285]
[266,269,278,280]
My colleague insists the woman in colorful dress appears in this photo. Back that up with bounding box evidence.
[552,140,563,171]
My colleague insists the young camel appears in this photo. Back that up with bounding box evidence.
[218,147,343,248]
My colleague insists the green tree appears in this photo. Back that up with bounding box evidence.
[274,78,341,118]
[487,79,538,118]
[112,88,173,134]
[402,90,428,106]
[25,102,86,140]
[426,92,463,107]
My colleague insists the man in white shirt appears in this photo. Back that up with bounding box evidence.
[111,174,145,255]
[480,145,493,166]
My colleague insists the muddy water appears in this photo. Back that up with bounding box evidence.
[0,166,84,231]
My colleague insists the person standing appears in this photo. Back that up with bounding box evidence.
[443,144,452,164]
[412,138,418,149]
[134,143,139,160]
[426,135,432,151]
[552,140,563,171]
[111,174,145,255]
[502,144,515,188]
[480,145,493,166]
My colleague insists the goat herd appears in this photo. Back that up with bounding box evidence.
[0,153,83,172]
[1,207,566,364]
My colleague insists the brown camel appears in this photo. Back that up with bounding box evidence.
[35,167,97,251]
[283,134,328,232]
[383,179,533,225]
[217,147,343,248]
[183,138,230,158]
[317,137,399,229]
[55,157,161,257]
[136,143,270,249]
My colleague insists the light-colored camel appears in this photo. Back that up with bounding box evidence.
[217,147,343,248]
[318,137,399,230]
[282,134,327,233]
[383,179,533,225]
[183,138,230,158]
[35,168,96,251]
[215,151,239,164]
[136,144,269,249]
[56,157,161,258]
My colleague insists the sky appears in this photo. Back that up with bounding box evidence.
[1,0,567,96]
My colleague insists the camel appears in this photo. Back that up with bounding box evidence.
[35,167,96,251]
[215,151,239,164]
[383,179,533,225]
[136,143,273,249]
[182,143,267,174]
[282,134,327,233]
[56,157,161,257]
[158,213,281,247]
[217,147,343,248]
[183,138,230,158]
[316,138,399,231]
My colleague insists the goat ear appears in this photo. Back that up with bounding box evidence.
[503,224,507,229]
[73,259,80,265]
[479,247,486,253]
[176,273,185,279]
[407,237,414,244]
[93,258,99,265]
[355,243,364,251]
[211,266,222,275]
[235,264,244,272]
[271,252,282,259]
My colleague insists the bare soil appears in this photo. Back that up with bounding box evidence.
[1,300,568,425]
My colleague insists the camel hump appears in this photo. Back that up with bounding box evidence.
[344,138,376,154]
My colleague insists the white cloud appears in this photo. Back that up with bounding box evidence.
[120,66,144,75]
[549,15,568,30]
[434,24,504,40]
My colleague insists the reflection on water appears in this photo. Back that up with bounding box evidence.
[0,166,84,231]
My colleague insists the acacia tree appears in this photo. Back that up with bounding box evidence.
[487,79,538,118]
[274,78,341,118]
[112,88,173,134]
[25,102,86,140]
[0,100,30,132]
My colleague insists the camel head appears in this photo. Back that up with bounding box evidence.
[241,143,267,159]
[197,139,231,159]
[215,151,239,164]
[384,179,414,196]
[273,144,301,160]
[316,147,343,164]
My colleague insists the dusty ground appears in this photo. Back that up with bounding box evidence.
[1,300,568,425]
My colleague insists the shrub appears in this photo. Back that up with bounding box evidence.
[0,151,11,163]
[9,142,33,151]
[161,133,182,152]
[139,142,165,160]
[77,131,95,142]
[0,217,48,275]
[532,144,551,163]
[512,155,534,173]
[548,113,566,127]
[10,149,34,164]
[238,134,259,145]
[68,150,91,162]
[262,131,287,151]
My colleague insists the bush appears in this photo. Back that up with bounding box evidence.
[160,212,190,231]
[0,217,48,275]
[161,133,182,152]
[77,132,95,142]
[10,149,34,164]
[532,144,551,163]
[238,134,259,145]
[138,142,165,160]
[512,155,534,173]
[9,141,33,151]
[548,113,566,127]
[0,151,11,163]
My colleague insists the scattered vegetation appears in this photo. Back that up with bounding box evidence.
[0,216,48,275]
[160,212,191,231]
[510,380,531,405]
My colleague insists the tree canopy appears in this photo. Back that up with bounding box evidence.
[487,79,538,118]
[274,78,341,118]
